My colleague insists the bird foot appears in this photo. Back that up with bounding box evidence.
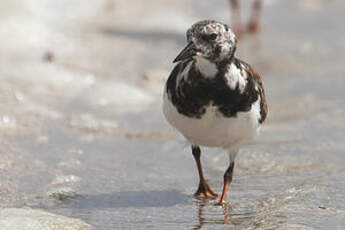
[233,25,245,40]
[247,21,260,34]
[194,181,218,200]
[215,200,227,206]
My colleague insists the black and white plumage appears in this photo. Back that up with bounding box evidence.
[163,20,267,205]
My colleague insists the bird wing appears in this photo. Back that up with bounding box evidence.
[240,60,268,123]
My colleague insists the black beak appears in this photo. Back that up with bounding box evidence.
[173,42,197,63]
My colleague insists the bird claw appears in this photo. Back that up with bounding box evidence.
[214,200,227,206]
[194,181,218,200]
[247,21,260,34]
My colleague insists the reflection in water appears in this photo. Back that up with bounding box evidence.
[193,200,230,230]
[193,201,206,230]
[193,200,255,229]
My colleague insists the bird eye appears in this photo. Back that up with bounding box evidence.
[208,33,218,40]
[202,33,218,41]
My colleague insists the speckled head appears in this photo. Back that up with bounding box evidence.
[173,20,237,63]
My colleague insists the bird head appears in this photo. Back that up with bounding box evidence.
[173,20,237,64]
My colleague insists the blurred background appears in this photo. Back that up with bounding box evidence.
[1,0,345,229]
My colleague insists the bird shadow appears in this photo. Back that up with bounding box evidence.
[62,190,189,209]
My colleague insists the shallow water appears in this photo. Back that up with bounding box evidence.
[1,0,345,229]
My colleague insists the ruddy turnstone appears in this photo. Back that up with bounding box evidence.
[229,0,262,39]
[163,20,267,205]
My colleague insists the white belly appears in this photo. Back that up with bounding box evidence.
[163,92,261,148]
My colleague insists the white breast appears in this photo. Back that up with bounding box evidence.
[163,92,261,149]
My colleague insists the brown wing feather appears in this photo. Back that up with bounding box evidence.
[237,59,268,123]
[248,65,268,123]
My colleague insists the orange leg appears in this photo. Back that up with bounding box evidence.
[229,0,245,39]
[192,146,218,199]
[216,161,235,205]
[248,0,262,34]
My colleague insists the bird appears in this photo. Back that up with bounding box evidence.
[163,20,267,205]
[229,0,262,39]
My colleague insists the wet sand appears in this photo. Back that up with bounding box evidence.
[0,0,345,229]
